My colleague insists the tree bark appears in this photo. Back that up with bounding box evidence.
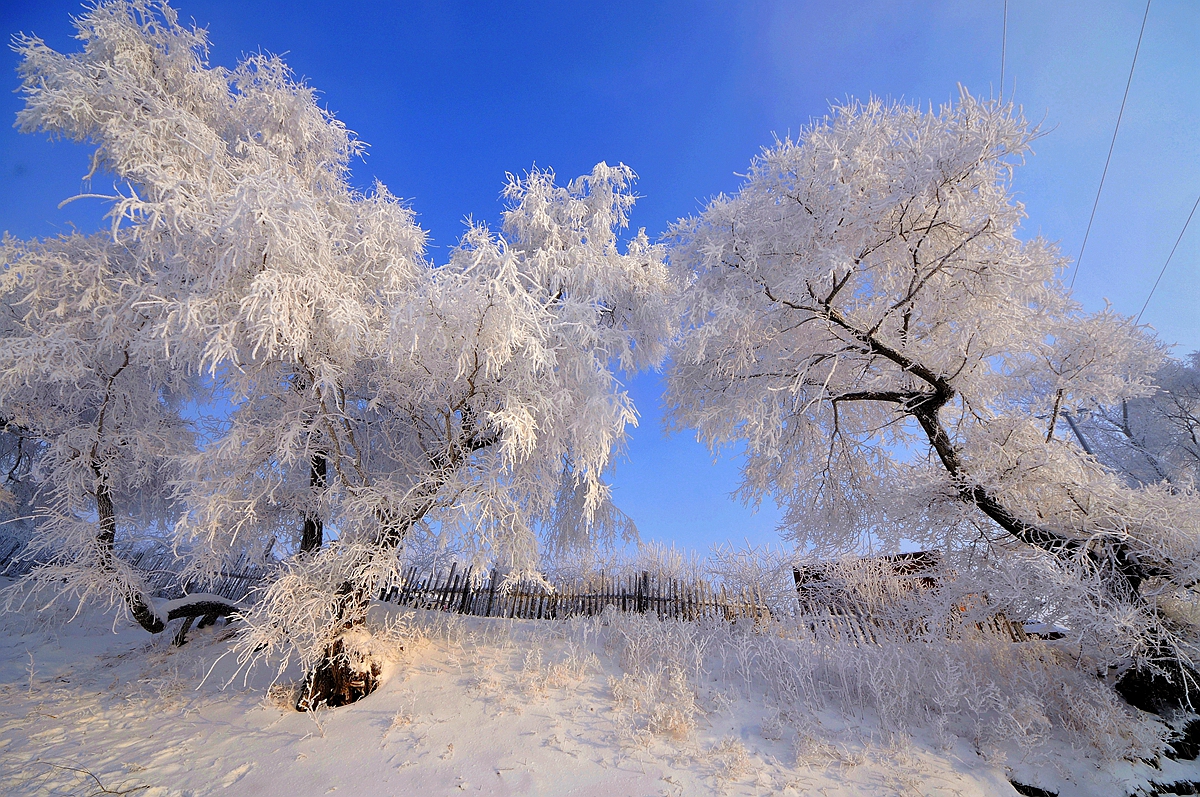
[300,454,326,554]
[296,581,379,711]
[93,464,117,552]
[296,635,380,710]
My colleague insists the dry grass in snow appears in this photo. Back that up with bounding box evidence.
[1,593,1198,796]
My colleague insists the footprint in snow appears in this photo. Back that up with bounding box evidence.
[221,763,252,787]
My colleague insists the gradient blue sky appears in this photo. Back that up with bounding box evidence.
[2,1,1198,555]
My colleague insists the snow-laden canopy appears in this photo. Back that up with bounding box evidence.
[667,92,1200,667]
[3,2,674,677]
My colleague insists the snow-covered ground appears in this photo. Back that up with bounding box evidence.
[1,594,1198,796]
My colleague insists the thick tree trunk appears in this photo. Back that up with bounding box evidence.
[94,475,117,552]
[296,633,381,711]
[293,499,428,710]
[296,582,380,711]
[780,288,1186,709]
[909,399,1158,599]
[910,398,1200,712]
[811,304,1162,596]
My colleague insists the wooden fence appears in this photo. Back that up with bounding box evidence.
[0,547,772,623]
[124,550,272,603]
[0,546,270,604]
[378,563,772,622]
[795,608,1026,644]
[0,544,1024,641]
[378,564,1024,641]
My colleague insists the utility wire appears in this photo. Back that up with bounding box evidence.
[1000,0,1008,101]
[1070,0,1152,290]
[1135,192,1200,325]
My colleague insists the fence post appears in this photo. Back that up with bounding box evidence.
[484,568,498,617]
[458,566,474,614]
[440,562,458,612]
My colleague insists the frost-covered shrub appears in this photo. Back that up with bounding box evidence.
[544,539,704,586]
[602,609,709,741]
[629,541,705,583]
[707,542,798,610]
[706,737,756,790]
[609,665,700,740]
[953,547,1200,690]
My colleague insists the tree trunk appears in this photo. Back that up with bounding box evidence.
[93,465,117,552]
[910,401,1157,599]
[296,581,380,711]
[802,301,1186,708]
[296,633,381,711]
[92,461,239,637]
[293,426,496,709]
[300,454,326,554]
[910,400,1200,711]
[294,499,427,710]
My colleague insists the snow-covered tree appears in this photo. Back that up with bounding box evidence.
[232,162,670,708]
[666,92,1200,683]
[9,0,671,706]
[1070,353,1200,489]
[0,232,234,632]
[0,407,43,562]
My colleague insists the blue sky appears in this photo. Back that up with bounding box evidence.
[2,1,1198,555]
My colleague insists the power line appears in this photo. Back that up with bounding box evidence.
[1069,0,1152,290]
[1000,0,1008,101]
[1135,192,1200,325]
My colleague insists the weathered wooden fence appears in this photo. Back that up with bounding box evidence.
[378,563,772,622]
[1,544,1024,640]
[794,608,1026,644]
[0,546,270,604]
[124,550,272,603]
[0,545,772,622]
[791,555,1027,642]
[375,562,1024,641]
